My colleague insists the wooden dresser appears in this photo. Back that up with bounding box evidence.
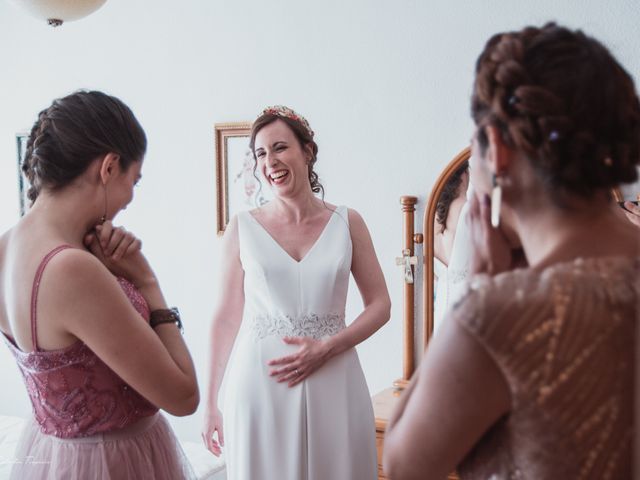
[372,387,398,480]
[372,387,458,480]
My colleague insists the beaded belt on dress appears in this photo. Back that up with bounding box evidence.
[248,313,346,340]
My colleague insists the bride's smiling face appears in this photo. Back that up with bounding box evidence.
[254,119,313,198]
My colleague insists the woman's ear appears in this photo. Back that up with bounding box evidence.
[304,143,314,164]
[99,153,121,185]
[485,126,513,175]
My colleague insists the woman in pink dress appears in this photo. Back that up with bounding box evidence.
[0,91,199,479]
[384,23,638,479]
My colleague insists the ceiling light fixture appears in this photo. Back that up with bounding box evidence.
[8,0,107,27]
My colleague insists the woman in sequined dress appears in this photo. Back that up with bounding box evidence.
[0,91,198,479]
[202,106,391,480]
[384,23,638,479]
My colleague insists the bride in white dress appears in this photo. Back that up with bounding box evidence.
[202,106,390,480]
[433,162,471,335]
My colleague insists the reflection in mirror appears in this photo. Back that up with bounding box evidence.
[433,160,469,335]
[423,147,471,345]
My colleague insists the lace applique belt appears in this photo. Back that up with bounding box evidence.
[248,313,346,340]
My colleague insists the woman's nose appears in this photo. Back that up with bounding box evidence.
[265,151,278,167]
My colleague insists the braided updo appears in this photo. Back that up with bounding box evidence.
[22,91,147,203]
[472,23,640,199]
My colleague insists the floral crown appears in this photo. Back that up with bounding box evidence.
[260,105,314,138]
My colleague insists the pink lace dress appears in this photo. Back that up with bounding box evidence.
[2,245,195,479]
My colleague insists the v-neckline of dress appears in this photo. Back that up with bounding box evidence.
[248,207,339,264]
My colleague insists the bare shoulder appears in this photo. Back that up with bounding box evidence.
[346,207,364,223]
[43,248,115,292]
[344,208,378,256]
[322,201,337,212]
[221,214,241,258]
[346,208,369,235]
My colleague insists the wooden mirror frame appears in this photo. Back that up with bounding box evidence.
[422,146,471,347]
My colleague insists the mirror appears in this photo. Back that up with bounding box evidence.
[423,147,471,345]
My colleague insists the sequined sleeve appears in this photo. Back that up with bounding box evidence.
[452,259,636,480]
[452,270,555,407]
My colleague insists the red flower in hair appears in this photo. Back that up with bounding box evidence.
[260,105,314,137]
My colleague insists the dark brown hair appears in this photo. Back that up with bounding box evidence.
[436,161,469,233]
[472,23,640,199]
[22,90,147,202]
[249,113,324,198]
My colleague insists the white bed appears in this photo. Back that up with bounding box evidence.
[0,415,226,480]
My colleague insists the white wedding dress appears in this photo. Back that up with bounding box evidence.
[433,200,472,335]
[223,206,378,480]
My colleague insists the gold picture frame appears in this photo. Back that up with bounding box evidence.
[214,121,262,235]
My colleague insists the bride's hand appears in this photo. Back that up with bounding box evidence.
[468,194,523,275]
[84,220,156,288]
[202,407,224,457]
[267,337,331,387]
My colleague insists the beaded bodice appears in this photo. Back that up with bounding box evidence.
[455,256,637,480]
[2,246,157,438]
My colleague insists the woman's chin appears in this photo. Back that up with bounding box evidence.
[269,179,296,197]
[272,188,293,199]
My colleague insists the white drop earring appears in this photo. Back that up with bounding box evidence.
[491,173,502,228]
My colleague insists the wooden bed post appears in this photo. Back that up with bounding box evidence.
[393,195,423,390]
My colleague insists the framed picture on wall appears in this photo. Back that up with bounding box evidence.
[215,122,273,236]
[16,132,30,217]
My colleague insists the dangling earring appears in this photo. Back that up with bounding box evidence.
[100,185,108,224]
[491,173,502,228]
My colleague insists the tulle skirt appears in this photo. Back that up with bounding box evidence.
[9,413,196,480]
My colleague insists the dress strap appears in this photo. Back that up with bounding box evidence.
[337,205,347,222]
[30,245,74,351]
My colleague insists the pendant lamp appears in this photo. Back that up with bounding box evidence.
[8,0,107,27]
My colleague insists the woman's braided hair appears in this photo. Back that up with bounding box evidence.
[472,23,640,199]
[22,91,147,203]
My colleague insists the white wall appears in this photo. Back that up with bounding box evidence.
[0,0,638,442]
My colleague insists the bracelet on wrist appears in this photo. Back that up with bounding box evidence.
[150,307,183,333]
